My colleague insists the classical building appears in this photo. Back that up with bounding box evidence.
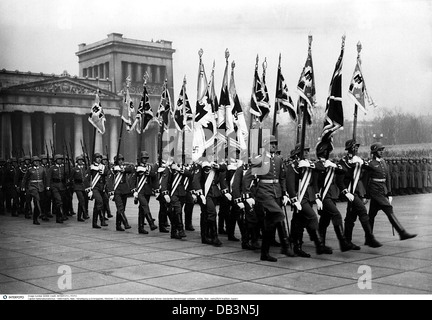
[0,33,175,163]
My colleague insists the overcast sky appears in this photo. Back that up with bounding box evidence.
[1,0,431,120]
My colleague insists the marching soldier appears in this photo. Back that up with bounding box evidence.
[84,153,109,229]
[183,158,197,231]
[101,155,113,220]
[40,154,53,219]
[69,155,89,222]
[391,158,400,195]
[17,156,30,218]
[312,141,353,252]
[335,139,382,249]
[107,154,134,231]
[3,158,19,216]
[130,151,158,234]
[21,156,47,225]
[287,143,332,258]
[247,135,292,262]
[47,154,68,223]
[219,158,238,241]
[193,155,225,246]
[364,142,417,242]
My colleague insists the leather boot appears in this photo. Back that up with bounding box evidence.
[33,203,41,225]
[309,229,333,255]
[99,211,108,227]
[277,222,295,257]
[177,213,187,238]
[387,212,417,240]
[218,214,227,235]
[249,225,261,249]
[56,207,64,224]
[92,209,100,228]
[116,213,125,231]
[361,220,382,248]
[293,240,311,258]
[334,224,353,252]
[201,218,212,244]
[227,218,239,241]
[77,204,85,222]
[146,211,158,231]
[184,203,195,231]
[138,211,149,234]
[120,211,131,229]
[260,228,277,262]
[344,222,361,250]
[211,221,222,247]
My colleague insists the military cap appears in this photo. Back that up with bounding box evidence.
[31,156,41,162]
[76,155,84,162]
[270,135,278,144]
[370,142,385,153]
[102,154,108,160]
[10,157,17,162]
[54,154,64,161]
[345,139,360,150]
[114,154,124,161]
[140,151,150,158]
[24,155,31,161]
[316,140,333,157]
[40,154,48,160]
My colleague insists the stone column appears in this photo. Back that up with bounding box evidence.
[43,114,54,157]
[99,64,104,79]
[1,113,13,158]
[155,65,161,83]
[146,65,152,82]
[127,62,132,80]
[137,64,143,83]
[74,115,84,159]
[103,62,109,80]
[109,116,118,162]
[22,113,32,156]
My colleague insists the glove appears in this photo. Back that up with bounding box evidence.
[282,195,290,207]
[388,196,393,205]
[133,192,138,199]
[245,198,255,207]
[324,159,337,168]
[345,192,355,202]
[316,198,323,210]
[224,193,232,201]
[293,201,302,211]
[192,194,197,203]
[171,163,180,171]
[46,187,50,191]
[298,160,310,168]
[200,195,207,205]
[211,162,220,170]
[88,191,93,200]
[351,155,364,165]
[109,192,114,201]
[164,195,171,203]
[237,202,245,210]
[21,187,25,192]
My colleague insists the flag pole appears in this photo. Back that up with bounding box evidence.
[138,74,148,156]
[182,76,187,166]
[224,48,230,161]
[352,41,362,142]
[272,53,281,138]
[158,79,167,168]
[299,34,313,160]
[116,77,129,163]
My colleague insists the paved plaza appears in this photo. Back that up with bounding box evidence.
[1,193,432,297]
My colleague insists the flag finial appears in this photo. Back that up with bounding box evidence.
[262,57,267,73]
[198,48,203,59]
[308,33,313,50]
[143,72,149,85]
[341,34,346,49]
[225,48,230,61]
[183,75,187,85]
[231,60,236,70]
[255,54,259,68]
[357,41,362,54]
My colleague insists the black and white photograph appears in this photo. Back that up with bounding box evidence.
[0,0,431,304]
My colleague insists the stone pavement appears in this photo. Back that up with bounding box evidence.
[1,193,432,297]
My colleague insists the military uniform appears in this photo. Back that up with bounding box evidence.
[183,162,197,231]
[391,159,400,195]
[363,143,417,242]
[69,155,89,221]
[17,158,30,217]
[47,154,69,223]
[84,153,110,228]
[398,158,408,195]
[101,155,113,220]
[106,154,134,231]
[130,151,158,234]
[335,139,382,249]
[407,159,416,194]
[21,156,47,224]
[2,159,19,216]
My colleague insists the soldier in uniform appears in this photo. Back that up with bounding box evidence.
[17,156,30,218]
[391,158,400,196]
[101,155,113,220]
[130,151,158,234]
[407,158,416,194]
[183,157,197,231]
[69,155,89,222]
[47,154,68,223]
[2,158,19,216]
[39,154,53,220]
[0,158,5,215]
[364,142,417,242]
[398,158,408,195]
[426,158,432,193]
[244,135,292,262]
[21,156,47,225]
[421,158,428,194]
[107,154,134,231]
[414,158,423,194]
[336,139,382,249]
[193,155,225,246]
[84,153,110,229]
[312,141,353,252]
[287,143,332,258]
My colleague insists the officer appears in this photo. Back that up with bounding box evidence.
[398,157,408,195]
[183,155,197,231]
[312,141,353,252]
[407,158,415,194]
[248,135,292,262]
[21,156,47,225]
[219,155,238,241]
[69,155,89,222]
[364,142,417,242]
[17,156,30,218]
[39,154,53,219]
[47,154,68,223]
[3,158,19,216]
[335,139,382,249]
[84,153,110,228]
[391,158,400,195]
[101,155,113,220]
[287,143,332,258]
[107,154,134,231]
[130,151,158,234]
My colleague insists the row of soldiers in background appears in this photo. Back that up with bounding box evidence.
[0,136,420,262]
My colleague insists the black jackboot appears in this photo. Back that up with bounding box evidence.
[92,209,101,228]
[210,221,222,246]
[344,222,361,250]
[361,220,382,248]
[334,224,354,252]
[309,229,333,255]
[119,211,130,229]
[56,207,64,224]
[138,211,149,234]
[146,211,158,231]
[387,212,417,240]
[116,213,125,231]
[184,203,195,231]
[277,222,295,257]
[260,228,277,262]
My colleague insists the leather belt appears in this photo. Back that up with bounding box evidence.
[260,179,279,184]
[30,180,43,182]
[372,178,386,182]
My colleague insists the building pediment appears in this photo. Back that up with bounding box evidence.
[2,77,118,99]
